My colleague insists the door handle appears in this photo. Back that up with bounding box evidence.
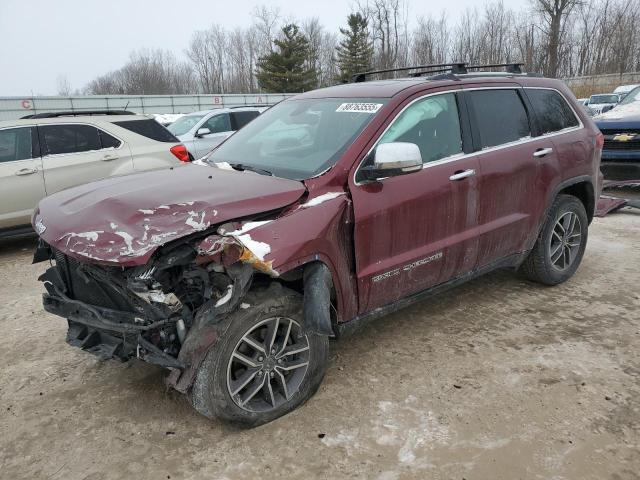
[15,167,38,176]
[449,169,476,181]
[101,153,119,161]
[533,147,553,158]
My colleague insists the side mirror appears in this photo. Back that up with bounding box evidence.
[196,127,211,137]
[360,142,423,181]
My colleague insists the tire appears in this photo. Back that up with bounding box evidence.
[190,283,329,427]
[520,194,588,286]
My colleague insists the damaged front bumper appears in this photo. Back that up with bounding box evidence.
[37,235,258,388]
[43,292,184,369]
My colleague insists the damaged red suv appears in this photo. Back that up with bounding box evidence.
[33,63,602,426]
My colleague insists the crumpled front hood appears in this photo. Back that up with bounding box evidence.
[34,165,306,266]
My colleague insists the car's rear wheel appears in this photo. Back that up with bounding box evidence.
[190,284,329,427]
[520,194,588,285]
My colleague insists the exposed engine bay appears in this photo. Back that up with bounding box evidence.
[36,219,291,382]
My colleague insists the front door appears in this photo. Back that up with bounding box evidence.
[0,126,46,229]
[350,91,480,312]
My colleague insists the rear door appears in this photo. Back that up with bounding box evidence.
[464,87,552,268]
[194,112,233,157]
[350,90,480,312]
[39,123,133,194]
[0,126,46,228]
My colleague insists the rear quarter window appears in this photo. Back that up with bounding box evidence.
[231,111,260,130]
[525,89,580,135]
[113,119,178,143]
[467,89,531,149]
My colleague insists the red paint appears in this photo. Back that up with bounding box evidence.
[34,76,600,323]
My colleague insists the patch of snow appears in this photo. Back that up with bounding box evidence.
[138,209,155,215]
[240,303,251,309]
[214,161,234,170]
[110,222,118,230]
[300,192,345,208]
[596,100,640,120]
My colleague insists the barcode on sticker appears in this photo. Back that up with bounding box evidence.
[336,103,383,113]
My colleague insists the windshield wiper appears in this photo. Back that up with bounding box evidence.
[229,163,273,176]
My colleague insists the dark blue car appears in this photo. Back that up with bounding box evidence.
[595,86,640,179]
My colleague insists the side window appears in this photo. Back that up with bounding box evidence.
[526,89,580,135]
[0,127,33,162]
[40,124,101,155]
[467,89,531,149]
[203,113,231,134]
[230,111,260,130]
[377,93,463,163]
[98,129,122,149]
[113,120,178,143]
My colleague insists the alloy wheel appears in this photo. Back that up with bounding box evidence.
[548,211,582,271]
[226,317,310,412]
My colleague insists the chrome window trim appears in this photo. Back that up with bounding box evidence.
[353,86,585,186]
[36,122,125,158]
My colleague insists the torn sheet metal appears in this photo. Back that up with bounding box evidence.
[595,196,640,216]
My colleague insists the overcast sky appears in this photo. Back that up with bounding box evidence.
[0,0,529,96]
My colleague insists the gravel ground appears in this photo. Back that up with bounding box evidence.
[0,206,638,480]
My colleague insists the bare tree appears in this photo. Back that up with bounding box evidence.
[530,0,583,77]
[56,75,72,96]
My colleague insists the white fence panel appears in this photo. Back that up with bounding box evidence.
[0,94,294,121]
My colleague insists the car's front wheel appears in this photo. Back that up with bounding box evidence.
[190,284,329,427]
[520,194,588,285]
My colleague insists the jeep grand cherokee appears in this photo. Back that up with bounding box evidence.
[32,63,602,426]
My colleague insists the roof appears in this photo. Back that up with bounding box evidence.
[0,114,146,129]
[184,106,267,116]
[295,74,565,99]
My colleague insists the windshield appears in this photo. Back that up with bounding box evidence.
[590,94,619,104]
[167,114,206,136]
[620,86,640,105]
[204,98,387,180]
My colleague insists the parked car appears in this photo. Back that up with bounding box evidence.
[0,111,189,236]
[613,84,640,99]
[32,63,602,426]
[595,85,640,179]
[167,107,266,159]
[586,93,620,115]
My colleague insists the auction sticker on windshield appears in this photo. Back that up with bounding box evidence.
[336,103,383,114]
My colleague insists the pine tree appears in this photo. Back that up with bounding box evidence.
[256,24,317,93]
[336,13,373,83]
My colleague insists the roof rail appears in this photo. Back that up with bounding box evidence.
[466,63,524,74]
[227,104,272,109]
[352,63,468,82]
[352,62,529,82]
[21,110,135,119]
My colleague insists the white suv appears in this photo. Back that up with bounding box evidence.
[167,107,265,159]
[0,110,189,236]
